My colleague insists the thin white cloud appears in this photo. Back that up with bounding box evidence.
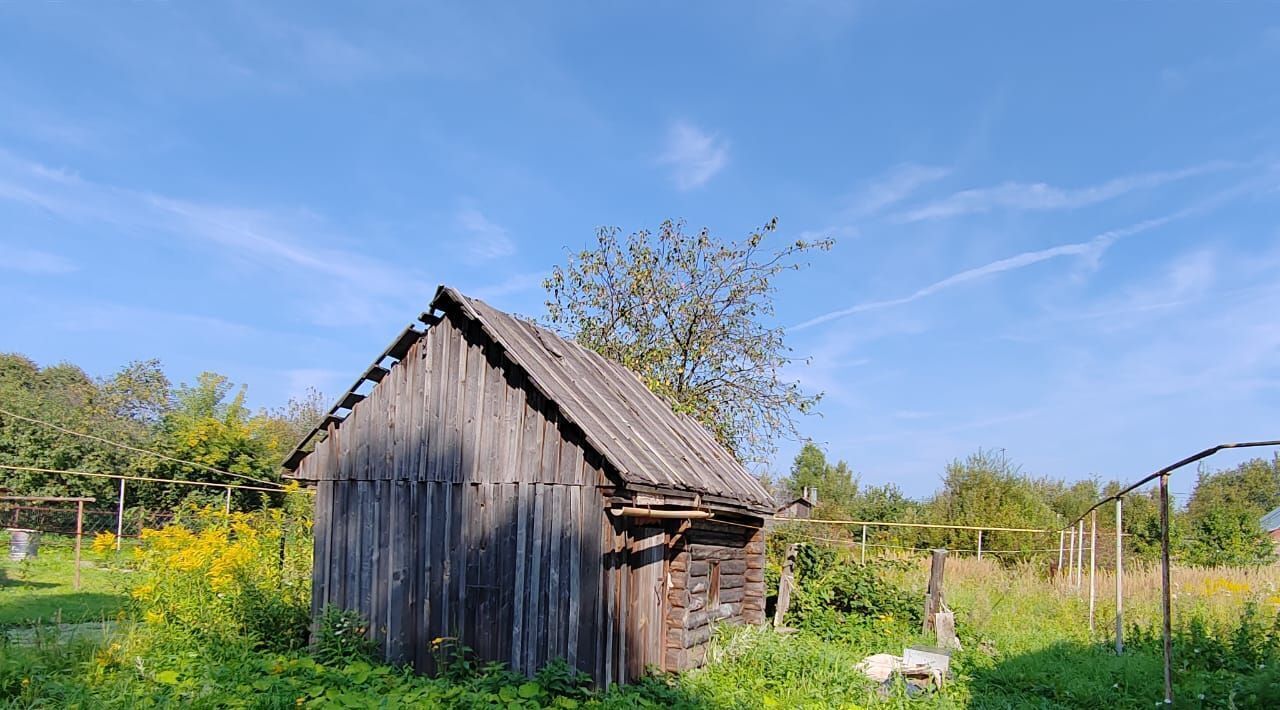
[2,246,77,275]
[895,163,1230,222]
[456,207,516,261]
[0,150,434,323]
[658,121,729,190]
[791,213,1185,332]
[846,163,951,218]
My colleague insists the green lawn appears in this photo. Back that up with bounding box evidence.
[0,533,128,628]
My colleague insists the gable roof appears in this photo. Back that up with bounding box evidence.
[1262,506,1280,533]
[284,285,773,514]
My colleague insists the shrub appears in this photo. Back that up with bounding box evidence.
[130,503,311,651]
[314,606,377,666]
[786,546,921,637]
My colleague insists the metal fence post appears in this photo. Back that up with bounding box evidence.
[1076,519,1085,588]
[1058,529,1065,578]
[73,499,84,591]
[1115,496,1124,654]
[115,479,126,551]
[1159,474,1173,704]
[1088,509,1097,633]
[1066,527,1075,586]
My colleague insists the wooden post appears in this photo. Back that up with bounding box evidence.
[773,544,798,628]
[115,479,126,551]
[1115,496,1124,654]
[73,499,84,591]
[860,524,867,563]
[1088,509,1097,633]
[224,487,232,515]
[1159,474,1174,704]
[977,529,983,561]
[922,549,947,633]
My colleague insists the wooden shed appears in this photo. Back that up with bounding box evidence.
[284,285,772,686]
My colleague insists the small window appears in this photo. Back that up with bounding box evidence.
[708,560,721,609]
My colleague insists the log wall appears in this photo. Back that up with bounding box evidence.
[663,518,766,670]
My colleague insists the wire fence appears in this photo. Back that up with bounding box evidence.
[0,503,174,539]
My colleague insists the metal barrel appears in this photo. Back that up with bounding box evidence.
[7,528,41,561]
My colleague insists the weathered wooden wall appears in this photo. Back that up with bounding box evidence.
[298,308,767,685]
[304,314,622,683]
[663,519,766,670]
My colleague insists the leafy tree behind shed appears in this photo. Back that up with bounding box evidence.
[543,218,831,464]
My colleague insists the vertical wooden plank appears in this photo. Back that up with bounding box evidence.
[423,327,444,482]
[376,481,392,657]
[359,481,377,636]
[613,525,623,684]
[526,484,545,673]
[521,390,545,483]
[494,483,515,666]
[410,340,427,482]
[463,483,482,655]
[476,483,495,661]
[419,481,436,673]
[440,480,453,636]
[567,486,582,668]
[356,375,372,482]
[575,484,600,678]
[343,482,360,611]
[539,415,560,486]
[429,321,452,482]
[546,485,563,662]
[311,480,332,625]
[452,483,467,642]
[460,327,488,484]
[391,355,407,481]
[511,481,529,672]
[447,318,468,483]
[377,366,392,481]
[601,514,613,687]
[328,483,345,609]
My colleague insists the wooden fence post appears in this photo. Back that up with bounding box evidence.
[922,549,947,633]
[773,543,798,628]
[860,524,867,563]
[977,529,983,561]
[224,487,232,515]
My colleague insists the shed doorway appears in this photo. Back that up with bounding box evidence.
[627,524,667,676]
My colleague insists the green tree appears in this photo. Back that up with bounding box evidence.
[543,218,832,463]
[925,450,1060,554]
[0,354,136,500]
[1181,457,1279,566]
[781,442,860,511]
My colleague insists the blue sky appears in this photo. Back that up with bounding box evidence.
[2,3,1278,497]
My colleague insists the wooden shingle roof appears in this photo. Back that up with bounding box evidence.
[283,285,773,514]
[436,286,773,514]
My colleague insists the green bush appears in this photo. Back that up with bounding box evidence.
[129,502,312,652]
[314,606,378,667]
[787,547,921,637]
